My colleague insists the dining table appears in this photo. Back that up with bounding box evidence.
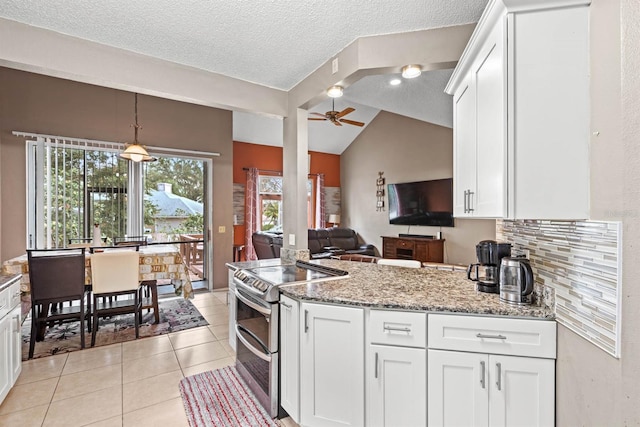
[1,244,194,300]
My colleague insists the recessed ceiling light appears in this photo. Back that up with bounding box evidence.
[327,85,344,98]
[401,64,422,79]
[390,78,402,86]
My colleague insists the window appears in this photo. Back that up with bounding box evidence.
[258,174,314,231]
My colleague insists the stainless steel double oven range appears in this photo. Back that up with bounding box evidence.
[232,260,348,417]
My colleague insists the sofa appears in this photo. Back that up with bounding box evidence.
[252,228,375,260]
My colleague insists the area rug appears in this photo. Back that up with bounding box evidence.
[22,296,209,360]
[180,366,280,427]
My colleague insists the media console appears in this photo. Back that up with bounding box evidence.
[381,236,444,263]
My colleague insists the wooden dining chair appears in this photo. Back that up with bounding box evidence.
[90,249,142,346]
[27,247,90,359]
[377,258,423,268]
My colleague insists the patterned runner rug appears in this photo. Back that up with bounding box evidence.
[23,296,209,360]
[180,366,279,427]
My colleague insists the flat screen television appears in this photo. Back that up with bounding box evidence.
[387,178,454,227]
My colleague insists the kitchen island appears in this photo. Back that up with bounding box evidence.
[244,259,557,427]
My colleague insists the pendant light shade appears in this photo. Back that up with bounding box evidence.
[120,93,156,162]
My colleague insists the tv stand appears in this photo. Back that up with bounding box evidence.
[381,236,444,263]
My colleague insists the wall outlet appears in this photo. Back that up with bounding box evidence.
[332,58,339,74]
[218,226,226,233]
[289,234,296,246]
[523,249,530,258]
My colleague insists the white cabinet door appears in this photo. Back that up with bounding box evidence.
[0,313,12,404]
[474,20,507,218]
[368,344,426,427]
[428,349,489,427]
[280,295,300,422]
[452,77,477,217]
[488,355,555,427]
[9,307,21,384]
[300,303,364,427]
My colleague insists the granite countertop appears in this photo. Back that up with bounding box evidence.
[279,259,553,320]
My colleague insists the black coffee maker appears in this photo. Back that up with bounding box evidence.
[467,240,512,293]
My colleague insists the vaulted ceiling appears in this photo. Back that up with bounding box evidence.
[0,0,489,152]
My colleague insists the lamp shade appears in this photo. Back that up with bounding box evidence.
[328,214,340,225]
[327,85,344,98]
[119,143,156,162]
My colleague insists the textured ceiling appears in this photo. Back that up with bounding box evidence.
[0,0,487,90]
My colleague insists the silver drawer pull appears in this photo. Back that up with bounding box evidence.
[480,361,486,389]
[476,333,507,340]
[383,325,411,333]
[279,301,292,309]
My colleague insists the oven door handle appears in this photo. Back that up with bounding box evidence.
[236,324,272,362]
[235,289,271,317]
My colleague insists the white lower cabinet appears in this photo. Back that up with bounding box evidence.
[0,311,12,404]
[280,295,300,422]
[300,302,364,427]
[368,344,426,427]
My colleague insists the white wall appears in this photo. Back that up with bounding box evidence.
[341,111,495,265]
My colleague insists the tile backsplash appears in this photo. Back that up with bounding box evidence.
[497,220,622,358]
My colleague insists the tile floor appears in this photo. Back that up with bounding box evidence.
[0,290,299,427]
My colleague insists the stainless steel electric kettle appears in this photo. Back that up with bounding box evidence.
[499,257,534,305]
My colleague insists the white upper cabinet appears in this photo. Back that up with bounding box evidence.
[446,0,591,220]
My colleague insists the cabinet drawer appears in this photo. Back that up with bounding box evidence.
[394,239,415,250]
[370,310,426,348]
[0,287,8,319]
[428,314,556,359]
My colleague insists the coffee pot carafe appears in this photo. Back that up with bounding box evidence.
[467,240,512,293]
[499,257,534,305]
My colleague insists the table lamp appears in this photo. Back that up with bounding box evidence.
[328,214,340,227]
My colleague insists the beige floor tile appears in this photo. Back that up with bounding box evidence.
[15,353,68,385]
[202,311,229,327]
[181,356,235,378]
[122,370,183,414]
[220,340,234,356]
[208,324,229,341]
[168,326,215,350]
[84,415,123,427]
[174,341,228,368]
[192,294,225,309]
[122,335,173,361]
[0,377,58,415]
[195,303,226,317]
[0,403,48,427]
[123,396,189,427]
[280,416,301,427]
[122,351,180,384]
[62,343,122,376]
[43,384,122,427]
[53,363,122,402]
[212,291,228,303]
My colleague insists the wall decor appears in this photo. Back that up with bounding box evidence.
[376,172,385,211]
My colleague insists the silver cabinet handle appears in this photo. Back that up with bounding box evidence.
[279,301,292,309]
[304,309,309,333]
[375,352,379,379]
[496,362,502,391]
[476,333,507,340]
[480,361,486,389]
[467,190,475,212]
[463,190,468,213]
[383,325,411,333]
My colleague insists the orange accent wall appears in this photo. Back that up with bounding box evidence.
[232,141,341,251]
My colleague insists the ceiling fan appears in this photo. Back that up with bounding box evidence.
[308,99,365,127]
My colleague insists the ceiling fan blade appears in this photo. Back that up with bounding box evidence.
[308,118,327,121]
[310,112,327,117]
[340,119,365,127]
[336,107,355,118]
[333,120,343,126]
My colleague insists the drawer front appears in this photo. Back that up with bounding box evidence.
[370,310,426,348]
[428,314,556,359]
[0,286,9,319]
[8,281,21,311]
[395,239,415,250]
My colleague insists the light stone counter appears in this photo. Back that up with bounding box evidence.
[280,259,553,319]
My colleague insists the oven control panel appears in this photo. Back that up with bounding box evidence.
[233,270,269,292]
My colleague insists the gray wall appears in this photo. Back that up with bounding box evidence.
[555,0,640,424]
[0,67,234,289]
[341,110,495,265]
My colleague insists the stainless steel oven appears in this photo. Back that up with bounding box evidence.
[233,261,348,418]
[235,287,279,417]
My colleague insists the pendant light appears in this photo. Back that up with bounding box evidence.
[120,93,156,162]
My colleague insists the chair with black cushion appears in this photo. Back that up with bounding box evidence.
[27,247,90,359]
[90,248,142,346]
[113,236,148,246]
